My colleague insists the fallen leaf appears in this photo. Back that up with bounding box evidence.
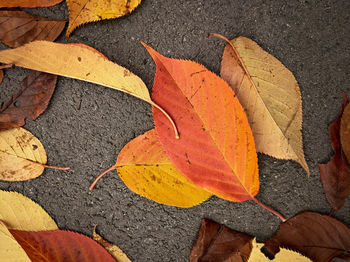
[190,219,253,262]
[263,212,350,262]
[341,99,350,162]
[143,42,259,203]
[9,229,115,262]
[0,221,30,262]
[218,35,309,175]
[0,70,3,85]
[114,129,211,207]
[93,225,131,262]
[0,71,57,130]
[318,93,350,211]
[0,41,178,137]
[0,190,58,231]
[0,0,63,8]
[0,10,66,48]
[66,0,141,37]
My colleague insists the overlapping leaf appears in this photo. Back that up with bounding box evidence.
[0,0,63,8]
[0,190,58,231]
[0,10,66,48]
[66,0,142,36]
[9,229,115,262]
[263,212,350,262]
[318,93,350,211]
[0,71,57,130]
[0,128,47,181]
[115,129,211,207]
[144,42,259,202]
[219,36,309,174]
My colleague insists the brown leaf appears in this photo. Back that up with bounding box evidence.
[0,10,66,48]
[0,70,57,130]
[341,100,350,162]
[0,70,3,85]
[318,92,350,211]
[190,219,253,262]
[0,0,64,8]
[263,212,350,262]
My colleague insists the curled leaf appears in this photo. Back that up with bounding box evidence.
[0,10,66,48]
[66,0,142,37]
[218,35,309,174]
[0,190,58,231]
[0,71,57,130]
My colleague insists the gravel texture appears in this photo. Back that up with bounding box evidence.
[0,0,349,261]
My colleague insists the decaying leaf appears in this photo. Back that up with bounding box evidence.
[263,212,350,262]
[0,221,30,262]
[0,41,178,137]
[115,129,211,207]
[318,93,350,211]
[0,71,57,130]
[0,70,3,85]
[190,219,253,262]
[144,42,259,203]
[93,226,131,262]
[0,0,63,8]
[66,0,141,37]
[0,190,58,231]
[0,10,66,48]
[9,229,115,262]
[218,35,309,175]
[341,100,350,162]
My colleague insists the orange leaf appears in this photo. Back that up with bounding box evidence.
[9,229,115,262]
[144,43,259,202]
[0,0,63,8]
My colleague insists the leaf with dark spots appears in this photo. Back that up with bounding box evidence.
[318,92,350,211]
[0,70,57,130]
[0,10,66,48]
[190,219,253,262]
[9,229,115,262]
[263,212,350,262]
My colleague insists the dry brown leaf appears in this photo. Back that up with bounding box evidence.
[0,0,63,8]
[0,70,3,85]
[341,102,350,162]
[0,190,58,231]
[219,35,309,175]
[0,10,66,48]
[93,226,131,262]
[66,0,141,37]
[0,127,47,181]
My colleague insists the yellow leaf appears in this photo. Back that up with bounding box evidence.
[0,190,58,231]
[0,127,47,181]
[220,35,309,175]
[66,0,141,37]
[0,221,30,262]
[249,239,311,261]
[93,226,131,262]
[116,129,212,207]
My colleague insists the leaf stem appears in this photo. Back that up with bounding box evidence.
[89,166,116,191]
[42,164,70,170]
[252,197,286,222]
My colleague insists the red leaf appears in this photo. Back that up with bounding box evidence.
[263,212,350,262]
[0,70,57,130]
[190,219,253,262]
[9,229,115,262]
[318,92,350,211]
[0,10,66,48]
[143,43,259,202]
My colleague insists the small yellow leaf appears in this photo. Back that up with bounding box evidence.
[66,0,141,37]
[0,127,47,181]
[249,239,311,261]
[0,221,30,262]
[116,129,212,207]
[0,190,58,231]
[220,36,309,175]
[93,226,131,262]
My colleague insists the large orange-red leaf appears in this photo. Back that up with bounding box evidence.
[318,93,350,211]
[0,0,63,8]
[144,43,259,202]
[9,229,115,262]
